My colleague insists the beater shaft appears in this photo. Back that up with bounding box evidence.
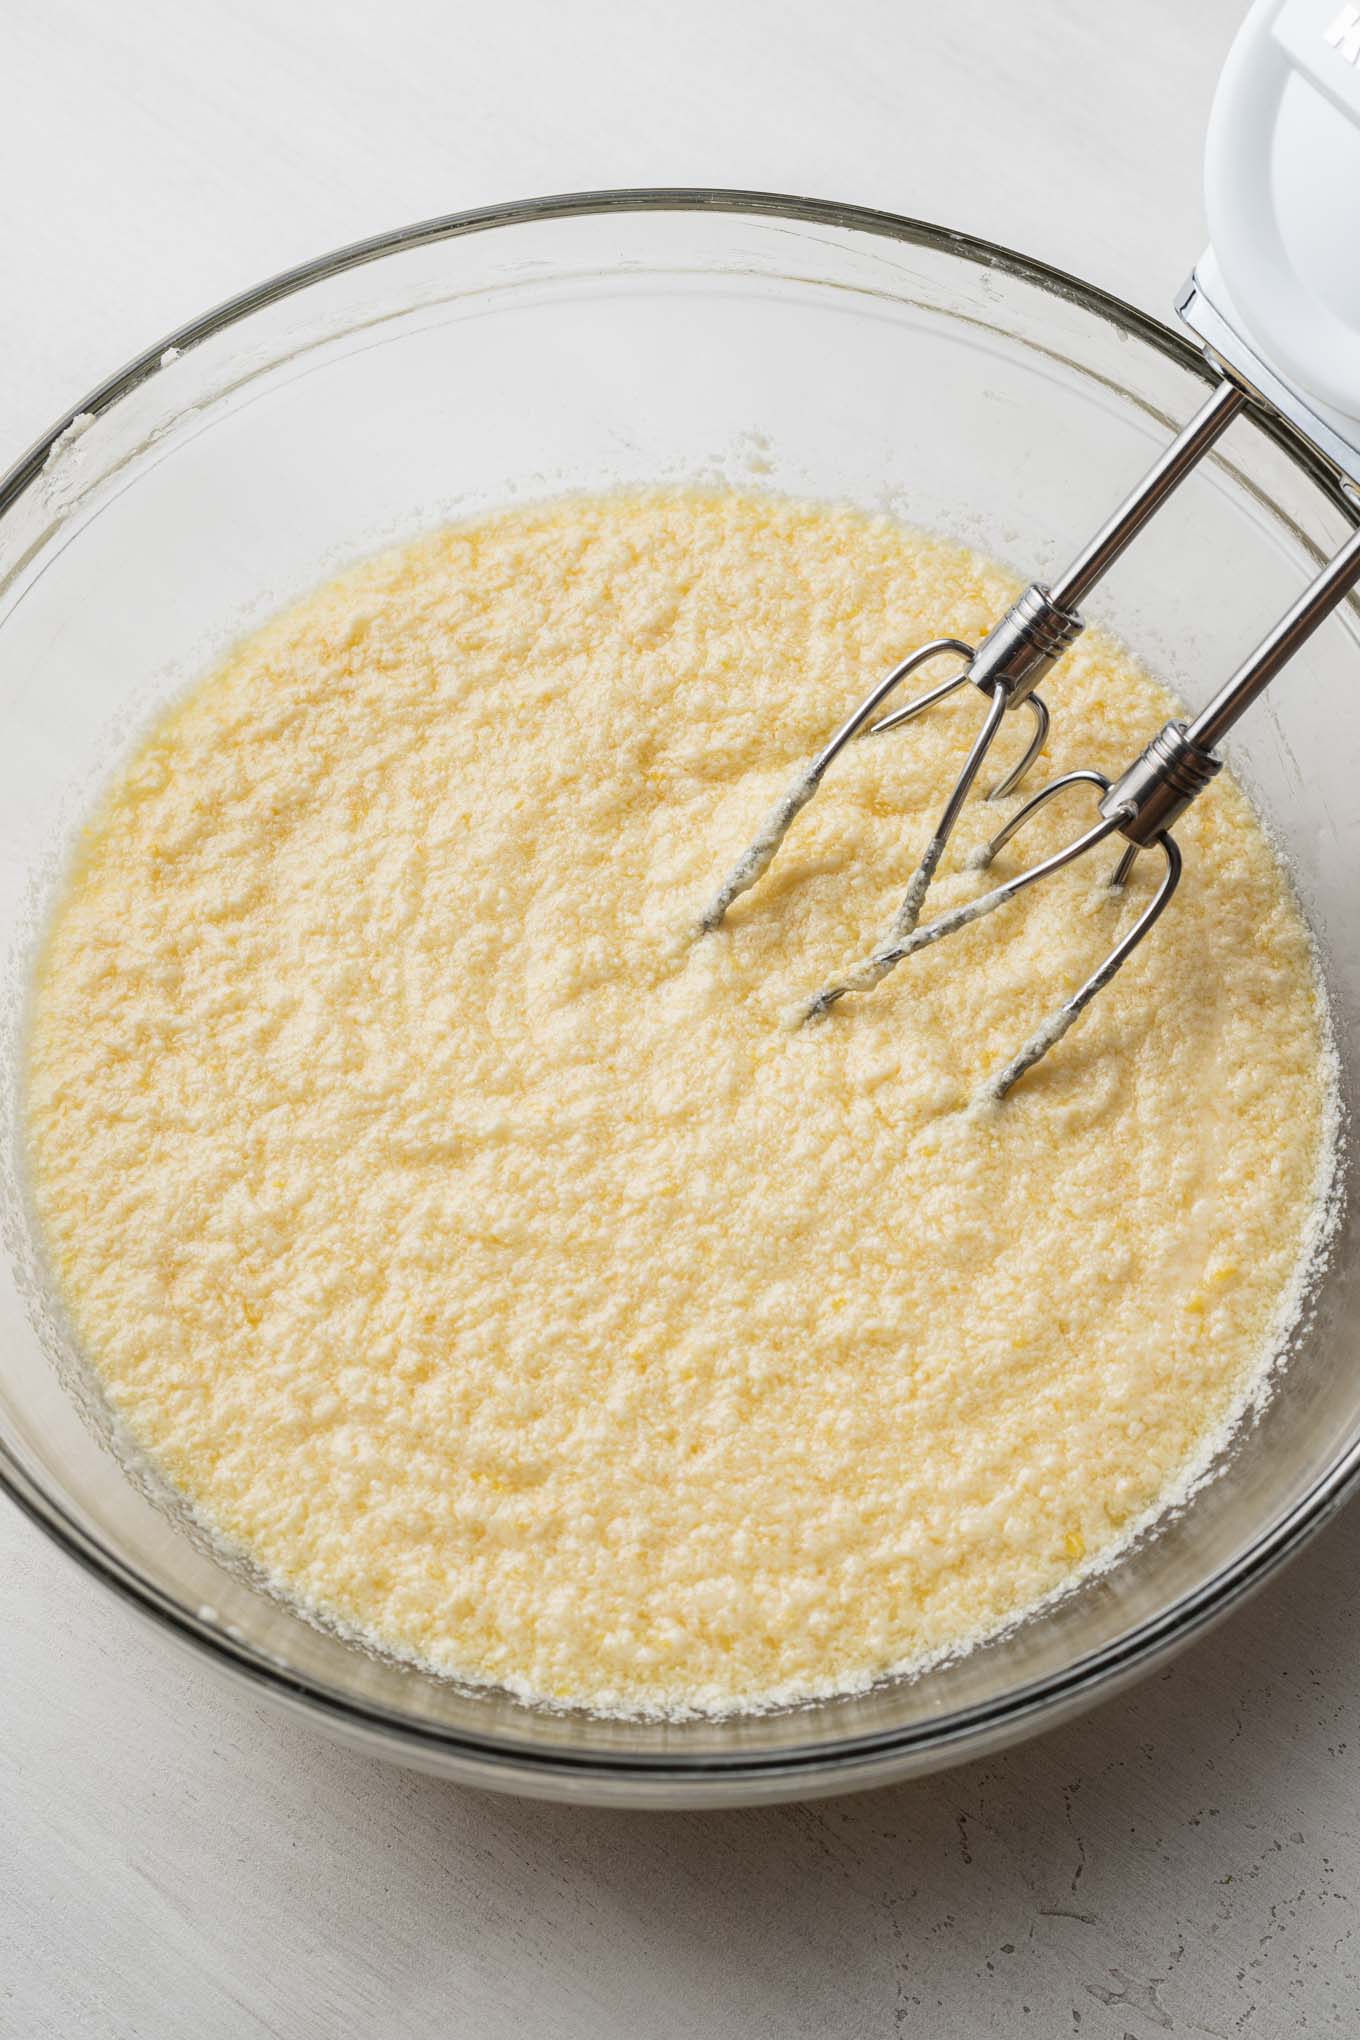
[1049,378,1246,612]
[1185,522,1360,753]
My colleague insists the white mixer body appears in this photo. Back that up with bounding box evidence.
[1184,0,1360,483]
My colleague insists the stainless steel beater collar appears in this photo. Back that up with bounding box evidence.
[965,583,1083,706]
[1100,721,1223,847]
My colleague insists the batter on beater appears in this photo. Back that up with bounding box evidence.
[23,490,1338,1716]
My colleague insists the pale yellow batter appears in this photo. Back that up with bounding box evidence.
[23,491,1336,1716]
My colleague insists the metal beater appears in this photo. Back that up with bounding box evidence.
[698,0,1360,1093]
[808,524,1360,1097]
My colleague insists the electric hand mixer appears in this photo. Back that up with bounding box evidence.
[699,0,1360,1095]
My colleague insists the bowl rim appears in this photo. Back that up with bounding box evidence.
[3,184,1358,1791]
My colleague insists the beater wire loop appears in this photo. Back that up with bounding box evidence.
[988,693,1051,802]
[801,781,1126,1023]
[983,833,1181,1099]
[695,636,972,935]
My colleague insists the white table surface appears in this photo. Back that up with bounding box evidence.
[5,1,1359,2033]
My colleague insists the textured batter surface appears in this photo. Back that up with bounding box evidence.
[24,491,1335,1715]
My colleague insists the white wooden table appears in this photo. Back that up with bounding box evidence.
[5,2,1358,2031]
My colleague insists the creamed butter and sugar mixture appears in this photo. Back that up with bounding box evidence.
[24,492,1336,1715]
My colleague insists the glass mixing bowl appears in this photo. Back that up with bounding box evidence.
[2,192,1357,1807]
